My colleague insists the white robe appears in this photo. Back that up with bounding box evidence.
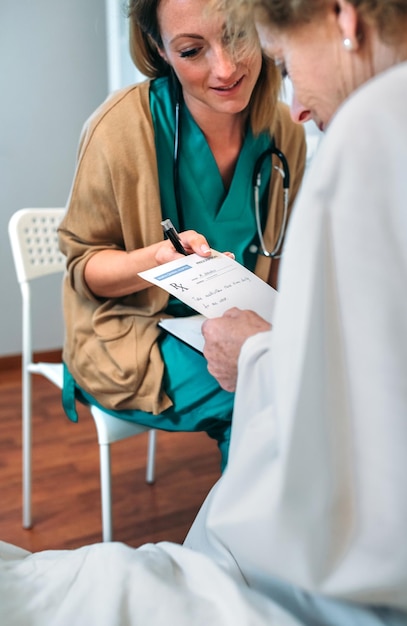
[185,61,407,618]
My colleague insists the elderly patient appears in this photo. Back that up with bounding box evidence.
[1,1,407,625]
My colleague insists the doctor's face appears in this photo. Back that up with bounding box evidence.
[157,0,262,121]
[255,18,352,131]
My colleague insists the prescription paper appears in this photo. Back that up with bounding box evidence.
[138,250,277,321]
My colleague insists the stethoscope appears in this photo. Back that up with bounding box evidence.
[172,81,291,259]
[252,143,290,258]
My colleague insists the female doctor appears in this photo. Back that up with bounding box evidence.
[58,0,306,470]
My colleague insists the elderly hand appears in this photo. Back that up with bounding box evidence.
[202,308,271,392]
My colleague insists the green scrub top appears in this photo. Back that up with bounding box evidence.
[150,76,273,273]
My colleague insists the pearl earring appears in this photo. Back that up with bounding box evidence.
[343,38,354,51]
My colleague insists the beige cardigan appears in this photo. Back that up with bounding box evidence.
[59,80,306,414]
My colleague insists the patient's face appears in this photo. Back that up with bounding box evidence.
[255,16,355,131]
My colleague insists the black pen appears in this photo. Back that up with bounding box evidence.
[161,218,188,256]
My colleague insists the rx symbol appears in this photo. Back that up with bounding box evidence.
[170,282,188,292]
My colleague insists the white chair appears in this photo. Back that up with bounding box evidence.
[8,207,157,542]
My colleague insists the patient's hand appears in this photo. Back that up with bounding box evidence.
[202,308,271,392]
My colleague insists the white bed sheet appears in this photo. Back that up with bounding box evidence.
[0,540,303,626]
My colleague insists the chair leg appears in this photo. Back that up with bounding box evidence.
[99,442,113,542]
[146,429,156,484]
[22,368,32,529]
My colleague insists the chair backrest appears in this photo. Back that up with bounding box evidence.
[8,208,66,284]
[8,207,67,368]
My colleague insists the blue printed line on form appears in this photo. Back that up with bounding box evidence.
[155,264,192,281]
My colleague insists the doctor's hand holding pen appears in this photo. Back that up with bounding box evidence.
[83,225,210,300]
[83,221,235,301]
[161,219,235,260]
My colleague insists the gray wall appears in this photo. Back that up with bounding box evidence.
[1,0,108,357]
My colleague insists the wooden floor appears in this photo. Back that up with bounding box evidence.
[0,358,221,553]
